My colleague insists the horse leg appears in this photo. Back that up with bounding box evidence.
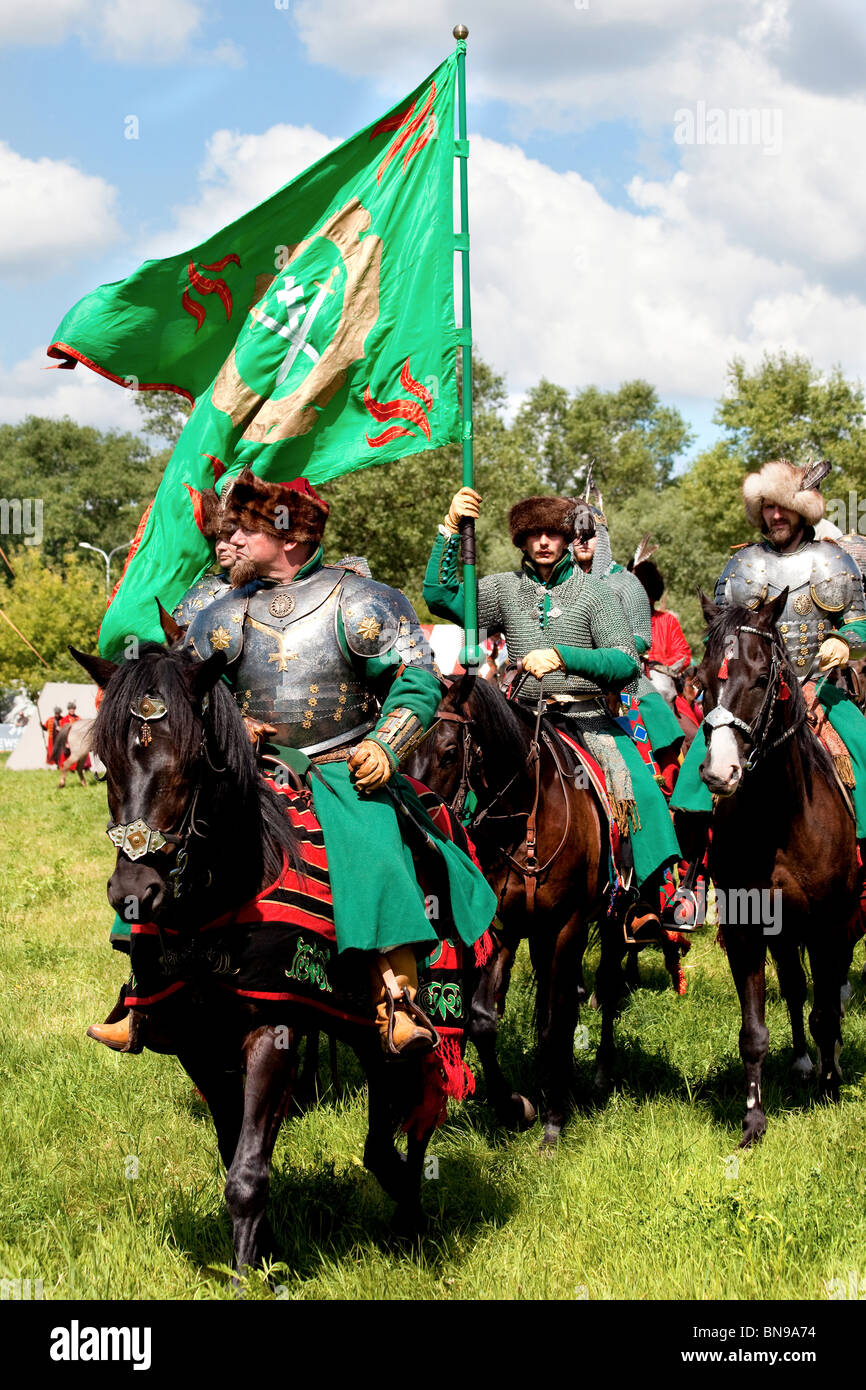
[593,916,626,1095]
[725,930,769,1146]
[770,942,813,1082]
[532,916,583,1149]
[807,926,855,1103]
[361,1045,430,1235]
[292,1030,320,1113]
[176,1048,245,1169]
[224,1024,298,1275]
[623,946,640,993]
[467,936,536,1130]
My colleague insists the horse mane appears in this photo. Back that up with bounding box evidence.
[457,674,534,758]
[94,643,299,888]
[704,604,835,794]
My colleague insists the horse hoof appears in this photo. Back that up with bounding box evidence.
[576,985,587,1006]
[790,1053,814,1083]
[538,1125,561,1153]
[390,1205,426,1242]
[588,992,600,1011]
[840,981,852,1016]
[511,1093,536,1130]
[739,1117,767,1149]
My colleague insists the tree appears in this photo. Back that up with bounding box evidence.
[512,379,694,502]
[0,549,105,695]
[131,389,192,447]
[0,417,166,575]
[714,352,866,481]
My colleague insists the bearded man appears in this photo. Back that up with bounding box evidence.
[672,460,866,834]
[423,487,683,938]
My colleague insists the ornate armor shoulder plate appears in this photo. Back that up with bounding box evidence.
[339,573,434,668]
[185,591,249,664]
[172,569,231,628]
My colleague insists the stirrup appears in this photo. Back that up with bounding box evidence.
[383,987,440,1057]
[622,903,663,946]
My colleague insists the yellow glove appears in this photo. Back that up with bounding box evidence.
[521,648,566,679]
[348,739,394,792]
[444,487,482,534]
[818,636,850,672]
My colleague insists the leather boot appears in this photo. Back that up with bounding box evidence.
[87,1015,131,1050]
[372,947,439,1057]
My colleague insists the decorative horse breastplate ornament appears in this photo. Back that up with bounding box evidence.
[185,564,435,756]
[716,539,866,682]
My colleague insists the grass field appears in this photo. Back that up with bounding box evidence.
[1,754,865,1302]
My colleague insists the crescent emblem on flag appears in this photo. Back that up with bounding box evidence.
[211,199,382,443]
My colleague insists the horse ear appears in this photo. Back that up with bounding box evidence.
[451,668,477,713]
[185,649,227,701]
[761,587,789,626]
[156,599,186,648]
[698,589,720,627]
[69,646,118,689]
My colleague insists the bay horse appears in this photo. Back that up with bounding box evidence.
[692,590,862,1145]
[72,639,457,1274]
[406,672,666,1147]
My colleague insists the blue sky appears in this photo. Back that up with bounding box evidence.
[2,0,865,467]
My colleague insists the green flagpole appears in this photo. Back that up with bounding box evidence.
[453,23,480,670]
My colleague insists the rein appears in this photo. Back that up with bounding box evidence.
[436,681,573,912]
[705,622,806,773]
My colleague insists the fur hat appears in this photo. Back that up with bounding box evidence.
[742,459,829,529]
[221,468,329,543]
[509,495,576,549]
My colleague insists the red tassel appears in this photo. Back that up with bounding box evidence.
[778,677,791,701]
[717,655,729,680]
[473,929,493,969]
[401,1037,476,1140]
[438,1035,476,1102]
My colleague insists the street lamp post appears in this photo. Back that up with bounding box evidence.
[78,540,134,598]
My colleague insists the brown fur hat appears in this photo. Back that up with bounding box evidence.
[220,468,329,543]
[742,459,827,529]
[509,495,576,549]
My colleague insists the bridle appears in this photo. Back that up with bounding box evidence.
[703,622,804,773]
[432,678,574,912]
[105,692,225,899]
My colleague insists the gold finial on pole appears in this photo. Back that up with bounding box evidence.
[453,24,468,40]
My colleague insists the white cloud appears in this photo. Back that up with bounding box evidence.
[0,346,147,433]
[127,117,866,408]
[0,0,240,65]
[141,125,341,258]
[0,142,121,277]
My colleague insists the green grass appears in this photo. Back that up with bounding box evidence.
[2,755,865,1300]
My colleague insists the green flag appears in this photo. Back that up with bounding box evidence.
[49,53,460,658]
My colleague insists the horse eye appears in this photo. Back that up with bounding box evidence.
[755,675,769,689]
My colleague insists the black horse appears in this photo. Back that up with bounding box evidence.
[73,639,456,1273]
[692,592,862,1144]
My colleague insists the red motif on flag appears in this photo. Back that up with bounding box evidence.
[181,253,241,332]
[370,85,436,184]
[364,358,432,448]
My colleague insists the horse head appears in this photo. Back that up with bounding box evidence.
[70,641,229,923]
[696,588,790,796]
[403,672,477,807]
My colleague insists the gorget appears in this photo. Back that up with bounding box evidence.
[715,538,866,682]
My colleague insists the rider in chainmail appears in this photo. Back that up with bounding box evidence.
[424,487,684,938]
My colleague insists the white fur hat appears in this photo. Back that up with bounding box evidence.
[742,459,828,529]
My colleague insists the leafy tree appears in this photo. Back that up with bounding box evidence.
[131,389,192,446]
[0,549,105,695]
[512,379,693,502]
[0,417,165,574]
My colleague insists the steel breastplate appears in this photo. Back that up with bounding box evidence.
[235,569,376,754]
[722,540,862,681]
